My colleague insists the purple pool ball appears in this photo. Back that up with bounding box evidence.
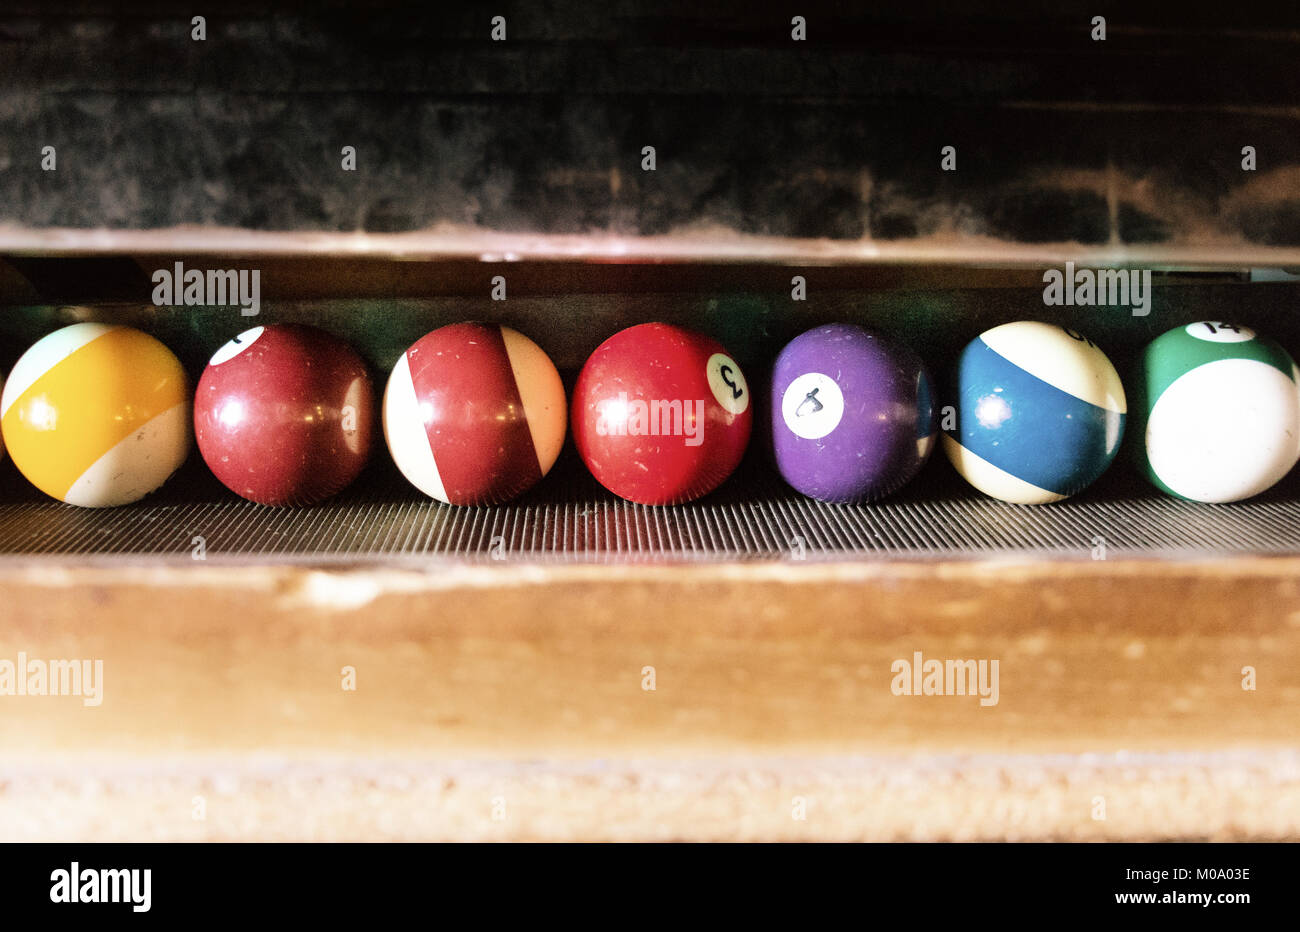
[770,324,936,503]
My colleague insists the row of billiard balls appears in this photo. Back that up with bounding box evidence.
[0,318,1295,508]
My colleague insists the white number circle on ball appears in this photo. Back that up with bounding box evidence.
[707,353,749,415]
[208,326,266,365]
[1186,322,1256,343]
[781,372,845,440]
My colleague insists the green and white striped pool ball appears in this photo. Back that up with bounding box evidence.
[1134,321,1300,503]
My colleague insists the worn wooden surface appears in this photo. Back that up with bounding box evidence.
[2,2,1298,248]
[1,557,1297,840]
[6,751,1298,842]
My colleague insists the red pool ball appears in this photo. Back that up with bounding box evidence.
[195,324,375,506]
[572,322,752,505]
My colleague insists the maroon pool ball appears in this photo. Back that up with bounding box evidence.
[195,324,375,506]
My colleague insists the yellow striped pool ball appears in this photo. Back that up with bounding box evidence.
[1,323,191,506]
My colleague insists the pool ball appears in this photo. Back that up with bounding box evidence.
[942,321,1126,504]
[194,324,375,506]
[572,322,752,505]
[1134,321,1300,503]
[384,322,566,505]
[0,323,190,506]
[771,324,935,502]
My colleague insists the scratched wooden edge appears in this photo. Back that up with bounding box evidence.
[2,551,1299,639]
[4,226,1300,268]
[2,551,1299,583]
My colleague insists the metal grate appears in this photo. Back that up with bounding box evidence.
[2,453,1300,563]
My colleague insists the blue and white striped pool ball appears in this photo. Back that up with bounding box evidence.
[942,321,1127,504]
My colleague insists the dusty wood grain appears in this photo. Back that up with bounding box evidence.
[2,558,1296,839]
[4,751,1298,842]
[1,558,1297,758]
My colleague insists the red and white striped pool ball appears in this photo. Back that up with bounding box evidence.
[383,322,567,505]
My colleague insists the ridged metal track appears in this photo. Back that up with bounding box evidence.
[1,455,1299,563]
